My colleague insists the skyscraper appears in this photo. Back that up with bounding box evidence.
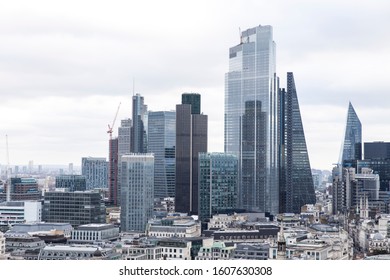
[176,93,208,215]
[81,157,108,190]
[340,102,362,164]
[198,152,238,222]
[120,154,154,232]
[148,111,176,198]
[131,94,148,153]
[225,25,279,214]
[279,72,315,214]
[108,138,119,206]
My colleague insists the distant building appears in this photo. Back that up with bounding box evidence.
[131,94,148,153]
[43,191,105,227]
[148,111,176,198]
[339,102,362,165]
[55,175,86,192]
[81,157,108,190]
[175,93,207,215]
[120,154,154,232]
[0,201,42,227]
[117,119,132,208]
[0,178,40,202]
[108,138,119,206]
[198,152,238,222]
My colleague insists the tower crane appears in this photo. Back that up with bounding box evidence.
[107,102,121,139]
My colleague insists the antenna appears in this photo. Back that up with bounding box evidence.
[133,77,135,96]
[239,27,242,44]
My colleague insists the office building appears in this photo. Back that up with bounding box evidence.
[0,201,42,227]
[176,93,208,215]
[339,102,362,165]
[131,94,148,153]
[225,25,279,214]
[81,157,108,190]
[0,178,40,202]
[279,72,315,213]
[148,111,176,198]
[120,154,154,232]
[42,191,105,227]
[108,138,119,206]
[69,224,120,244]
[118,119,132,156]
[198,152,238,222]
[332,167,355,214]
[55,175,87,192]
[359,142,390,192]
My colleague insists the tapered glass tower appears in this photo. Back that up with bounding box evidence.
[340,102,362,164]
[279,72,315,213]
[225,25,279,214]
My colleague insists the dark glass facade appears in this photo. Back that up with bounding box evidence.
[364,142,390,160]
[198,153,238,222]
[131,94,147,153]
[43,191,105,227]
[148,111,176,198]
[340,102,362,164]
[56,175,87,192]
[241,100,267,211]
[182,93,201,115]
[108,138,119,206]
[175,94,207,215]
[279,72,315,213]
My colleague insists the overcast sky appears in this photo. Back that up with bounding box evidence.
[1,0,390,170]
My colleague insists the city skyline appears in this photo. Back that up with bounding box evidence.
[1,1,390,170]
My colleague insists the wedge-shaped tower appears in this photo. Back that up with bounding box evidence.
[340,102,362,164]
[279,72,316,213]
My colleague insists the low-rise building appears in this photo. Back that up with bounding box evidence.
[147,216,200,238]
[232,243,270,260]
[0,201,42,227]
[69,223,119,244]
[38,244,121,260]
[196,240,235,260]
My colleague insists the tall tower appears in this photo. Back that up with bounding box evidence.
[120,154,154,232]
[108,138,119,206]
[340,102,362,164]
[279,72,316,213]
[175,93,207,214]
[81,157,108,190]
[131,94,148,153]
[148,111,176,198]
[225,25,279,214]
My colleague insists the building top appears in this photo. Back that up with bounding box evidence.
[76,224,115,231]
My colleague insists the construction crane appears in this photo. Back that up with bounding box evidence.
[107,102,121,139]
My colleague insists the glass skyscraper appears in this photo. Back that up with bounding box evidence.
[225,25,279,214]
[340,102,362,164]
[279,72,315,214]
[120,154,154,232]
[131,94,148,153]
[148,111,176,198]
[198,152,238,222]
